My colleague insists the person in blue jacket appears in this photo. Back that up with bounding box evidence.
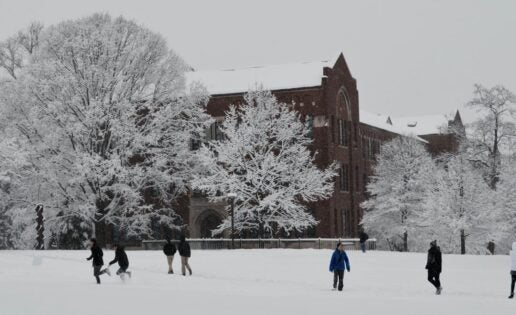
[329,242,350,291]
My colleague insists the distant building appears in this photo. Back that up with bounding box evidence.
[183,53,463,238]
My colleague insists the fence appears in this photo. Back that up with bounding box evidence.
[142,238,376,251]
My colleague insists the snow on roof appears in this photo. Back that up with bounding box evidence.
[185,60,331,95]
[359,110,428,142]
[391,115,450,135]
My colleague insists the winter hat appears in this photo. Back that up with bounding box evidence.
[90,238,97,244]
[430,240,437,247]
[336,242,342,249]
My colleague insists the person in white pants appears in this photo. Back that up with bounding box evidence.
[509,242,516,299]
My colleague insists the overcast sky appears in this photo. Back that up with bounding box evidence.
[1,0,515,123]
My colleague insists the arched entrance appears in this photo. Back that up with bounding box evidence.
[197,210,223,238]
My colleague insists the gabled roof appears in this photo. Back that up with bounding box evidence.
[186,53,455,139]
[360,109,460,137]
[359,110,428,142]
[185,59,335,95]
[390,115,450,135]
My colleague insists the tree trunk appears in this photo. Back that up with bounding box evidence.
[35,205,44,250]
[403,231,408,252]
[91,221,96,238]
[491,118,500,189]
[460,229,466,255]
[487,241,495,255]
[94,221,110,248]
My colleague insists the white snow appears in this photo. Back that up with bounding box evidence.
[359,110,428,142]
[0,249,513,315]
[186,60,330,95]
[391,114,451,135]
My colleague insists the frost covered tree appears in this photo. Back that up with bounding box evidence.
[0,14,210,247]
[0,36,23,79]
[192,90,336,238]
[429,153,495,254]
[0,22,42,79]
[0,170,12,248]
[361,136,436,252]
[492,162,516,253]
[466,84,516,189]
[18,22,43,54]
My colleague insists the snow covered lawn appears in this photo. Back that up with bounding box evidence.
[0,249,513,315]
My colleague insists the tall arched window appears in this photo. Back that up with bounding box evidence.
[337,89,352,120]
[336,89,352,147]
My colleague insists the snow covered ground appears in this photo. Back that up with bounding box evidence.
[0,249,513,315]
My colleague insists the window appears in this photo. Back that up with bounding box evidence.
[342,209,347,237]
[354,123,358,144]
[334,208,339,236]
[363,173,368,192]
[331,116,335,143]
[208,121,224,141]
[305,115,314,139]
[355,165,359,191]
[339,165,349,192]
[338,119,342,144]
[367,138,374,160]
[190,138,202,151]
[338,119,349,146]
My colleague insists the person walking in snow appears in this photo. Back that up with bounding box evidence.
[509,242,516,299]
[108,244,131,280]
[426,240,442,295]
[329,242,350,291]
[359,230,369,253]
[178,235,192,276]
[86,238,109,284]
[163,238,177,274]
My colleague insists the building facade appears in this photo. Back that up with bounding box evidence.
[183,53,463,238]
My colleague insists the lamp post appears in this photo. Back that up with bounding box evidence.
[227,193,237,249]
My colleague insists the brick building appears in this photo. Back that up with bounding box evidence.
[183,53,463,238]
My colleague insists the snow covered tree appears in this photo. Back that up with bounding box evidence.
[192,89,336,238]
[361,136,436,252]
[429,153,495,254]
[0,171,12,248]
[0,36,23,79]
[0,14,210,247]
[492,162,516,253]
[0,22,42,79]
[17,22,43,54]
[466,84,516,189]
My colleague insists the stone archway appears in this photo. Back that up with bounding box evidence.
[196,209,223,238]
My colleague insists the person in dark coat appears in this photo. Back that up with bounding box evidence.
[86,238,110,284]
[109,244,131,280]
[163,238,177,274]
[426,240,442,295]
[178,235,192,276]
[359,230,369,253]
[509,242,516,298]
[329,242,350,291]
